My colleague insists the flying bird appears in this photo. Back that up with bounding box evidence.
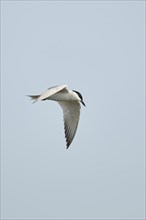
[28,85,85,149]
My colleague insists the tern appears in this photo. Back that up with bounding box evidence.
[28,85,85,149]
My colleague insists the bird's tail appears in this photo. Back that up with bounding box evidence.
[27,95,40,103]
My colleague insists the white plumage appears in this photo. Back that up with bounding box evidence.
[28,85,85,148]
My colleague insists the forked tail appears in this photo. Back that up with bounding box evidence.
[28,95,40,103]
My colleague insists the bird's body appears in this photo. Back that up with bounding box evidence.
[28,85,85,148]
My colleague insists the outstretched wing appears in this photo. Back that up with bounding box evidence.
[28,85,68,102]
[58,101,81,149]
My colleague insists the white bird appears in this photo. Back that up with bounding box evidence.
[28,85,85,149]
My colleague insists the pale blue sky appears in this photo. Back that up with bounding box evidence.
[1,1,145,219]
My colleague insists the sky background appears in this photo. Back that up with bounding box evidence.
[1,1,145,219]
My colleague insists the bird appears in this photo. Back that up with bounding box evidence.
[28,85,85,149]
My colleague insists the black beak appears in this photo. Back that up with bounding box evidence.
[81,101,86,107]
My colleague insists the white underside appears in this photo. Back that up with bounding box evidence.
[29,85,82,148]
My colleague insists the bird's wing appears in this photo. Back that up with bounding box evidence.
[29,85,68,102]
[58,101,81,148]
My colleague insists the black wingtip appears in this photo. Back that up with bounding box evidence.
[66,144,70,149]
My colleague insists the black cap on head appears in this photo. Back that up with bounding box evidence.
[73,90,86,106]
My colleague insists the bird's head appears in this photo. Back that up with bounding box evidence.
[73,90,86,107]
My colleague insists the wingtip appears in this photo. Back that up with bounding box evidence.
[66,145,69,149]
[66,142,71,149]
